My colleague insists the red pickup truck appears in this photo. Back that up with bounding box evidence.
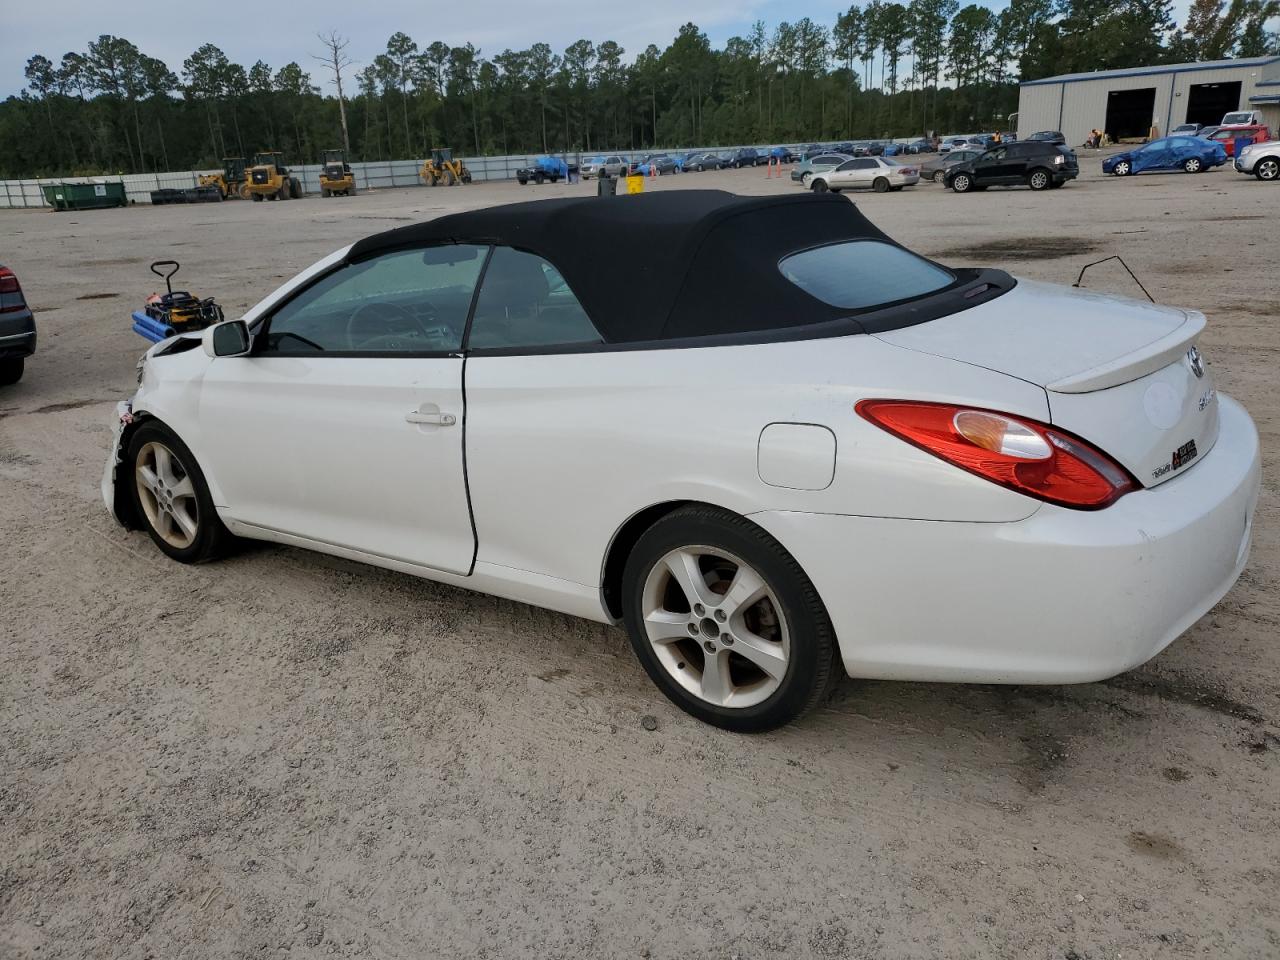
[1207,125,1272,157]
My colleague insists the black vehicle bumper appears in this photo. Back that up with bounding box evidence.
[1055,169,1080,182]
[0,310,36,358]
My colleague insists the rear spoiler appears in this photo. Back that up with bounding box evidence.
[1046,310,1206,394]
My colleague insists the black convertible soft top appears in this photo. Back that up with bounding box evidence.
[346,190,1009,346]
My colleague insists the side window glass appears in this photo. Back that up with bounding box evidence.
[856,158,877,169]
[468,248,602,350]
[261,244,487,354]
[836,159,858,171]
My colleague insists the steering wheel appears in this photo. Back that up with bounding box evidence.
[345,300,439,350]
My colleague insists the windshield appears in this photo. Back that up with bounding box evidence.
[779,240,955,310]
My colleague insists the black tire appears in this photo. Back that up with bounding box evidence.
[810,178,829,193]
[534,172,545,185]
[1256,157,1280,181]
[872,177,889,193]
[621,505,839,732]
[1183,157,1202,173]
[321,188,330,198]
[290,177,302,198]
[951,172,972,193]
[0,357,24,385]
[252,193,263,202]
[126,421,233,564]
[1027,168,1051,190]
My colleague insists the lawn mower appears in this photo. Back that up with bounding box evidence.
[131,260,224,343]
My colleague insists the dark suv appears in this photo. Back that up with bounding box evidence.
[0,263,35,385]
[730,148,763,168]
[944,141,1078,192]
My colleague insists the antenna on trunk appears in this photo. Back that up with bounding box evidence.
[1072,255,1155,303]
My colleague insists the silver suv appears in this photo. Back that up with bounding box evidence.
[580,155,629,179]
[1234,140,1280,181]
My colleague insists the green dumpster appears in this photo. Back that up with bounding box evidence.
[41,180,128,211]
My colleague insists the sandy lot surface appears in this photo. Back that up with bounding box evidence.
[2,159,1278,960]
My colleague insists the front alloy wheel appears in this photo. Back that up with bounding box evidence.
[811,179,829,193]
[1028,169,1050,190]
[1257,158,1279,181]
[932,170,946,183]
[951,173,972,193]
[622,506,838,732]
[128,423,232,563]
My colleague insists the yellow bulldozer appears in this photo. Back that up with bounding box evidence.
[318,150,357,197]
[420,148,472,186]
[244,152,302,202]
[197,158,247,199]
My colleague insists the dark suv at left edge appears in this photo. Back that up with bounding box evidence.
[0,263,36,384]
[945,141,1079,192]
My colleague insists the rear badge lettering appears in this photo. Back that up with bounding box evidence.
[1152,440,1199,480]
[1198,387,1216,412]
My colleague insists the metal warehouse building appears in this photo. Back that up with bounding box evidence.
[1016,56,1280,146]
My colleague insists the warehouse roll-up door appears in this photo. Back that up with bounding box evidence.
[1105,88,1157,140]
[1185,82,1242,127]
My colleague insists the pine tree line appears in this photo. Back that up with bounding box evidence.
[3,0,1276,178]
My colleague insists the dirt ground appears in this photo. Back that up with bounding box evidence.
[2,157,1278,960]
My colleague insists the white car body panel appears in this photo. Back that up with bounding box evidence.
[103,238,1262,687]
[874,279,1217,485]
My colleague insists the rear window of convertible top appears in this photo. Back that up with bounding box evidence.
[778,240,955,310]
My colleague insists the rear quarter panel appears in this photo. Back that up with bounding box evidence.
[463,335,1050,590]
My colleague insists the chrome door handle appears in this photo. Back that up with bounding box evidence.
[405,411,456,426]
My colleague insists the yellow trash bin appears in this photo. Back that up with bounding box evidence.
[625,175,645,195]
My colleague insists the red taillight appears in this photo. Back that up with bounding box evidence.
[0,267,25,313]
[856,399,1137,510]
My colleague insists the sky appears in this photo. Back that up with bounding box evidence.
[2,0,1219,99]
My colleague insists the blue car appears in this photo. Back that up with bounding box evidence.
[1102,136,1227,176]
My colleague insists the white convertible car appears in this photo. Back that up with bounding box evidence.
[103,192,1259,731]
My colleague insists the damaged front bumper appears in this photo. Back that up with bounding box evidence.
[101,400,134,525]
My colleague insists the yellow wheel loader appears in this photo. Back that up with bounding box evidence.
[244,151,302,202]
[318,150,357,197]
[197,157,247,199]
[420,148,472,186]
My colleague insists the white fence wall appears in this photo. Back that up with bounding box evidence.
[0,141,919,209]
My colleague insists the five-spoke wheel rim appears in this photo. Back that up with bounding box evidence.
[135,441,199,549]
[641,546,790,709]
[1258,159,1278,180]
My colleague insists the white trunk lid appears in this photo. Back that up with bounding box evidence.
[876,279,1219,487]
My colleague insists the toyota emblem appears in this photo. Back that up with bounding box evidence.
[1187,346,1204,378]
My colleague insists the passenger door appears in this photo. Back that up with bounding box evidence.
[972,146,1015,184]
[198,244,488,574]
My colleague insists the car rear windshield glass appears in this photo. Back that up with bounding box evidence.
[778,240,954,310]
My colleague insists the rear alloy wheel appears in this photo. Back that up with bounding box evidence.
[128,423,233,563]
[0,357,24,385]
[932,170,946,183]
[1257,158,1279,181]
[810,179,829,193]
[873,177,889,193]
[1113,160,1131,176]
[622,506,838,732]
[1183,157,1203,173]
[951,172,972,193]
[1028,169,1051,190]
